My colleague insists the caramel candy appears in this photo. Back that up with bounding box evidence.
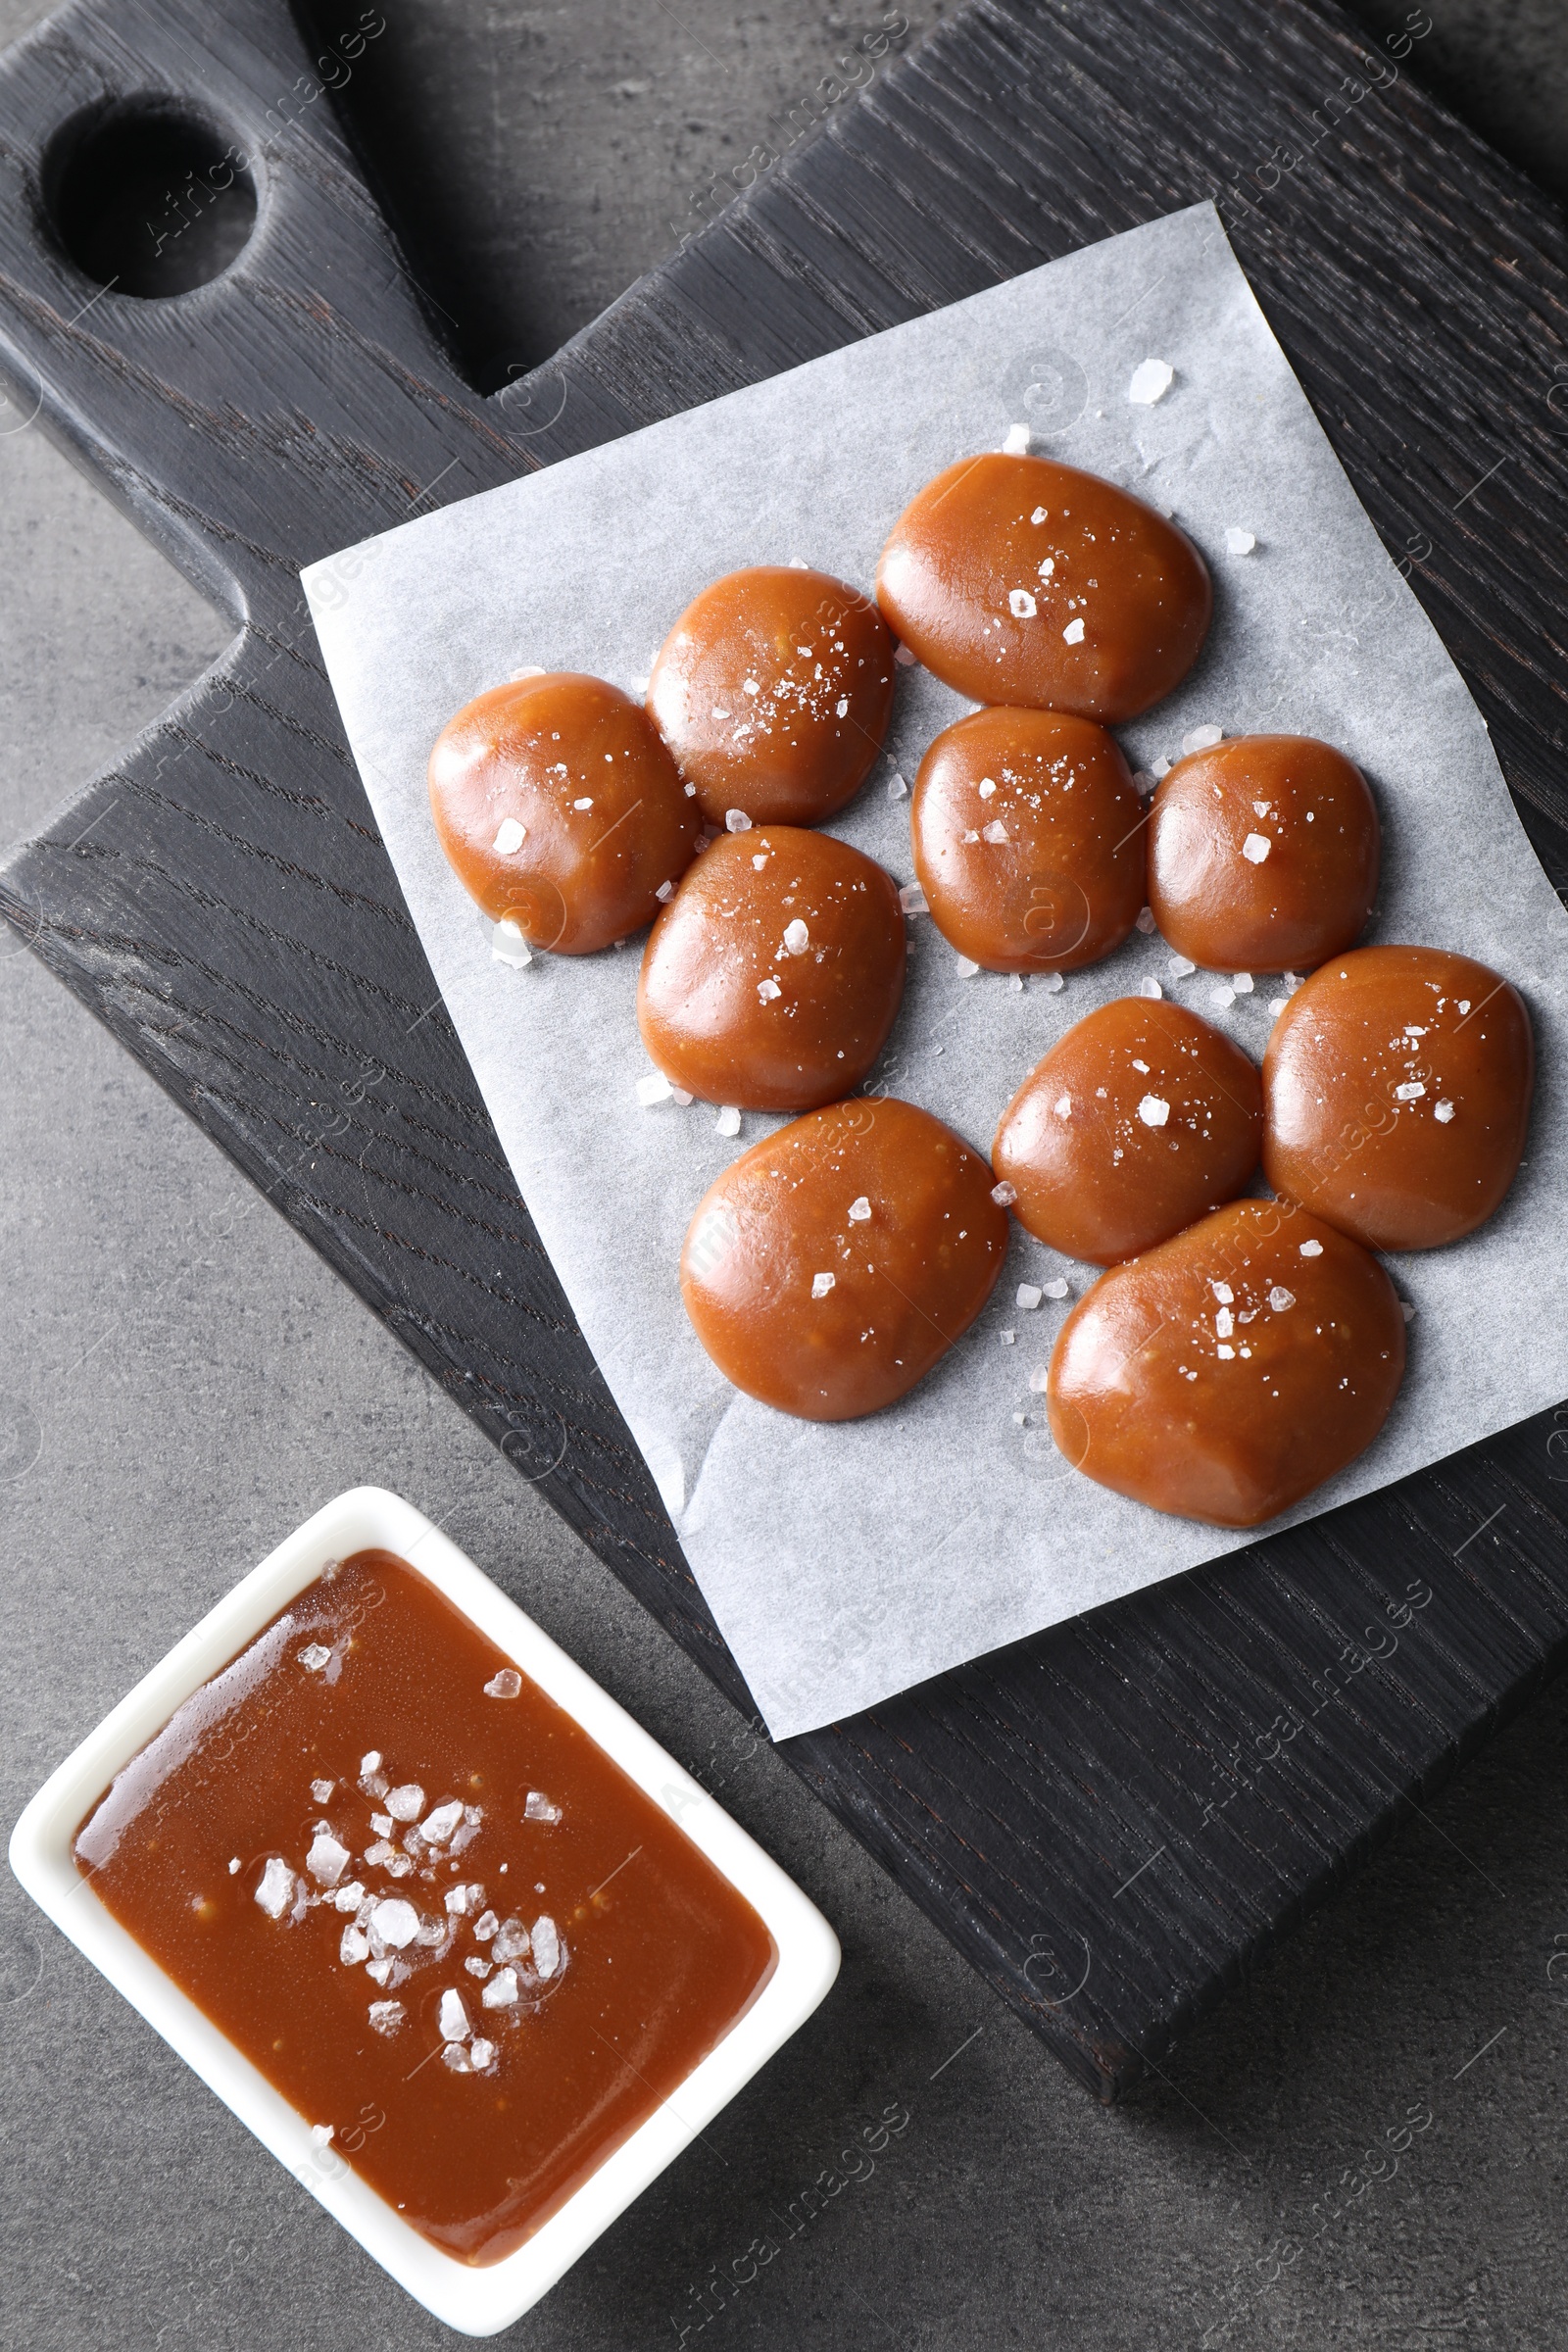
[639,827,906,1112]
[429,672,700,954]
[876,454,1211,720]
[994,998,1262,1264]
[910,708,1145,973]
[1149,735,1380,971]
[648,566,895,827]
[1263,945,1534,1250]
[681,1098,1007,1420]
[1048,1199,1405,1528]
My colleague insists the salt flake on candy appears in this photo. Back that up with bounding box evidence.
[368,2000,405,2034]
[255,1858,294,1919]
[524,1791,563,1823]
[385,1784,424,1823]
[438,1988,470,2042]
[811,1272,836,1298]
[1242,833,1271,863]
[482,1967,519,2009]
[484,1667,522,1699]
[298,1643,331,1672]
[531,1916,562,1979]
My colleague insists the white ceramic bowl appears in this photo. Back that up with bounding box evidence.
[9,1485,840,2335]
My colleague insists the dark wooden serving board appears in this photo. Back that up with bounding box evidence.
[4,0,1568,2102]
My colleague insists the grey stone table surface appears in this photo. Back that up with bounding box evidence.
[3,3,1568,2346]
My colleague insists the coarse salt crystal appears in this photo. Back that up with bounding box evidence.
[385,1784,424,1824]
[1395,1081,1426,1102]
[1017,1284,1043,1310]
[1140,977,1163,1001]
[1002,421,1031,454]
[849,1196,872,1222]
[743,678,760,697]
[991,1181,1017,1206]
[572,796,593,810]
[469,2038,497,2071]
[978,778,997,799]
[811,1272,835,1298]
[1062,616,1085,644]
[482,1967,519,2008]
[716,1104,741,1138]
[1152,756,1172,779]
[438,1989,469,2042]
[333,1881,365,1912]
[982,819,1009,844]
[1224,527,1256,555]
[895,644,915,665]
[298,1643,331,1672]
[1232,972,1253,994]
[1133,769,1156,797]
[524,1791,563,1823]
[655,879,673,902]
[1042,971,1064,994]
[1138,1095,1170,1127]
[898,882,928,915]
[1401,1300,1416,1322]
[1217,1343,1236,1359]
[340,1924,369,1965]
[445,1885,470,1915]
[1182,726,1223,754]
[887,771,907,799]
[1010,589,1038,618]
[473,1909,499,1941]
[1435,1099,1455,1122]
[1211,1282,1234,1304]
[368,1999,404,2034]
[758,975,782,1002]
[1242,833,1271,864]
[1031,505,1048,524]
[1129,358,1174,404]
[1211,986,1236,1009]
[1054,1094,1072,1118]
[725,808,752,832]
[1269,1286,1296,1310]
[227,1857,241,1875]
[370,1813,393,1837]
[1027,1365,1051,1394]
[1043,1278,1070,1300]
[369,1897,419,1949]
[466,1955,491,1978]
[1215,1307,1235,1338]
[532,1916,562,1979]
[361,1751,381,1776]
[492,916,533,967]
[636,1071,674,1106]
[835,697,850,717]
[442,2043,471,2072]
[1299,1239,1324,1257]
[366,1956,393,1986]
[255,1858,294,1919]
[1136,906,1156,934]
[493,1919,531,1965]
[1000,1330,1016,1347]
[310,1779,334,1803]
[752,852,768,870]
[956,955,981,978]
[307,1833,351,1886]
[484,1667,522,1699]
[492,816,526,855]
[1268,999,1289,1017]
[421,1800,465,1845]
[784,918,809,955]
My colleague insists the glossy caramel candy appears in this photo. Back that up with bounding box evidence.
[1047,1198,1406,1528]
[648,566,896,827]
[639,827,905,1112]
[1149,735,1380,972]
[910,708,1145,973]
[428,672,700,954]
[1263,945,1534,1250]
[681,1098,1007,1420]
[994,998,1262,1264]
[876,454,1211,720]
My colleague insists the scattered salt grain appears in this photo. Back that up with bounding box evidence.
[1137,1095,1171,1128]
[1011,972,1025,991]
[1002,421,1031,455]
[311,2123,334,2147]
[1182,725,1224,754]
[1017,1284,1043,1310]
[361,1751,382,1775]
[1129,358,1174,404]
[1231,972,1254,994]
[1062,616,1085,644]
[1242,832,1271,864]
[1136,906,1156,934]
[532,1917,562,1979]
[758,975,782,1002]
[636,1071,674,1107]
[715,1104,742,1138]
[991,1181,1017,1206]
[655,879,673,903]
[1042,1279,1070,1300]
[1215,1308,1234,1338]
[955,955,981,978]
[887,771,907,799]
[370,1814,393,1837]
[492,916,532,967]
[1140,977,1163,1001]
[369,1897,419,1950]
[466,1953,491,1977]
[482,1968,519,2009]
[725,808,752,832]
[333,1881,365,1912]
[1152,755,1172,779]
[1269,1287,1297,1311]
[1224,527,1256,556]
[1268,999,1289,1017]
[438,1989,469,2043]
[1133,768,1156,797]
[385,1784,424,1824]
[524,1791,563,1823]
[1395,1081,1426,1102]
[1031,505,1048,524]
[493,1920,531,1965]
[1041,970,1064,994]
[310,1779,334,1804]
[484,1668,522,1699]
[307,1833,351,1887]
[895,644,916,665]
[492,816,526,855]
[783,918,809,955]
[442,2044,471,2072]
[227,1857,241,1876]
[469,2039,497,2071]
[255,1858,294,1919]
[1211,986,1236,1009]
[473,1910,499,1942]
[366,1957,393,1986]
[1028,1365,1051,1394]
[444,1885,471,1916]
[811,1272,836,1298]
[1217,1343,1236,1360]
[899,882,928,915]
[1000,1330,1015,1347]
[368,2000,404,2034]
[1054,1094,1071,1118]
[835,697,850,718]
[982,818,1009,844]
[1009,589,1038,619]
[1401,1300,1416,1322]
[298,1643,331,1672]
[849,1196,872,1222]
[340,1925,369,1965]
[421,1800,465,1845]
[1211,1281,1234,1303]
[977,777,997,799]
[1299,1239,1324,1257]
[1435,1100,1455,1123]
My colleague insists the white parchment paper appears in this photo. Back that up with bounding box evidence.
[303,204,1568,1739]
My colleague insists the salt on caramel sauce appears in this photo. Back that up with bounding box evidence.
[74,1551,776,2265]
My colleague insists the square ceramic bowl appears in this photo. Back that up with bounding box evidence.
[9,1485,840,2335]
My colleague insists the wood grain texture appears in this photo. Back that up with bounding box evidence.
[2,0,1567,2097]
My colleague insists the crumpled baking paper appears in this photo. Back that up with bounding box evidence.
[303,203,1568,1739]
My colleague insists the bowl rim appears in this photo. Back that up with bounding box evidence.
[8,1483,840,2335]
